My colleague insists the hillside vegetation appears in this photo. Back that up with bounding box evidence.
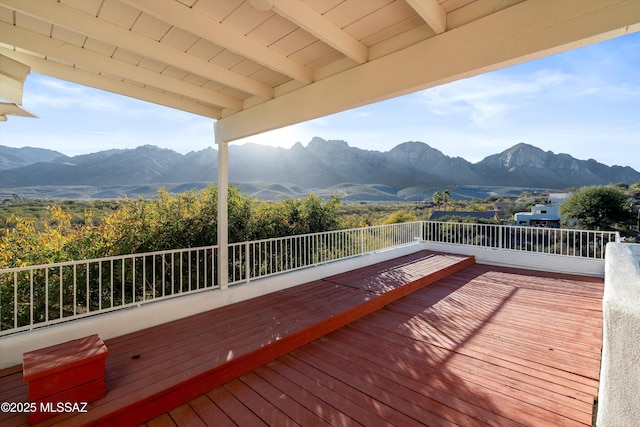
[0,186,341,269]
[2,183,638,269]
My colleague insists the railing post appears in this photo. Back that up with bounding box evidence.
[498,225,503,249]
[244,241,250,283]
[216,134,229,290]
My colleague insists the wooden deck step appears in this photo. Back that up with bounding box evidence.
[0,250,473,427]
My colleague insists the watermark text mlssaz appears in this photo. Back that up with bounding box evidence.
[1,401,89,414]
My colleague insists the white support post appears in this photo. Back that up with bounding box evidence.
[217,138,229,289]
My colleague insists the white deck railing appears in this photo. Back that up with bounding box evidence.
[423,221,620,259]
[0,221,620,336]
[0,246,218,336]
[228,222,422,284]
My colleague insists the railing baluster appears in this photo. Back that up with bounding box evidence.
[197,250,201,290]
[86,262,91,313]
[59,266,63,320]
[99,261,103,309]
[110,260,114,308]
[180,252,184,294]
[13,272,18,329]
[187,250,192,292]
[152,255,157,297]
[44,268,49,323]
[244,241,250,282]
[30,270,34,327]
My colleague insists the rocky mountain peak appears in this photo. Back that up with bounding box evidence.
[307,137,349,153]
[291,141,305,151]
[390,141,444,155]
[0,139,638,192]
[498,143,548,168]
[0,145,65,171]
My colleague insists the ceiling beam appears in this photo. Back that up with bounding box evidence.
[0,0,274,99]
[1,47,221,119]
[0,102,37,118]
[216,0,640,142]
[268,0,369,64]
[0,53,30,104]
[0,22,242,111]
[122,0,313,84]
[405,0,447,34]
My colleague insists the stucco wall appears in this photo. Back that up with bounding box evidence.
[597,242,640,426]
[422,242,605,277]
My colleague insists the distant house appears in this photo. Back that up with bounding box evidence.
[429,210,504,222]
[514,203,561,227]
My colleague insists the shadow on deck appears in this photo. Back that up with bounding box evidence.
[144,262,603,426]
[1,251,478,426]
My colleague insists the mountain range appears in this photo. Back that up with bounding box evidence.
[1,138,638,200]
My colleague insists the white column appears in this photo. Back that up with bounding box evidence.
[216,138,229,289]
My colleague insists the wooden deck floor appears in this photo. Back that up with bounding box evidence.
[0,251,604,426]
[0,250,476,426]
[141,264,603,427]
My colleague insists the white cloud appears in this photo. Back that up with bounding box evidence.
[418,70,571,125]
[25,76,123,113]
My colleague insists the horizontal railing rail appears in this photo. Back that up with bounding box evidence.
[0,221,619,336]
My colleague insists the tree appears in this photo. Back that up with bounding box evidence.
[382,210,418,224]
[560,185,632,230]
[432,191,443,210]
[298,194,342,234]
[442,189,451,211]
[432,190,451,211]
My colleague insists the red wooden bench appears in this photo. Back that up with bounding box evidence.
[22,334,108,424]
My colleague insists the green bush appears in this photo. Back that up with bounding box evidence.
[560,185,632,230]
[0,186,344,269]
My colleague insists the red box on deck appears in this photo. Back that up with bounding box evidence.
[23,334,108,424]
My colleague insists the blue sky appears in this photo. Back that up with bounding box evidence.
[2,31,639,171]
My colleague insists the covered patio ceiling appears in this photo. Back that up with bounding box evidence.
[1,0,639,142]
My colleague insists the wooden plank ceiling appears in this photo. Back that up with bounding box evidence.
[0,0,639,141]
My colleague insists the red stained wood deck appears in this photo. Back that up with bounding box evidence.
[0,250,604,426]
